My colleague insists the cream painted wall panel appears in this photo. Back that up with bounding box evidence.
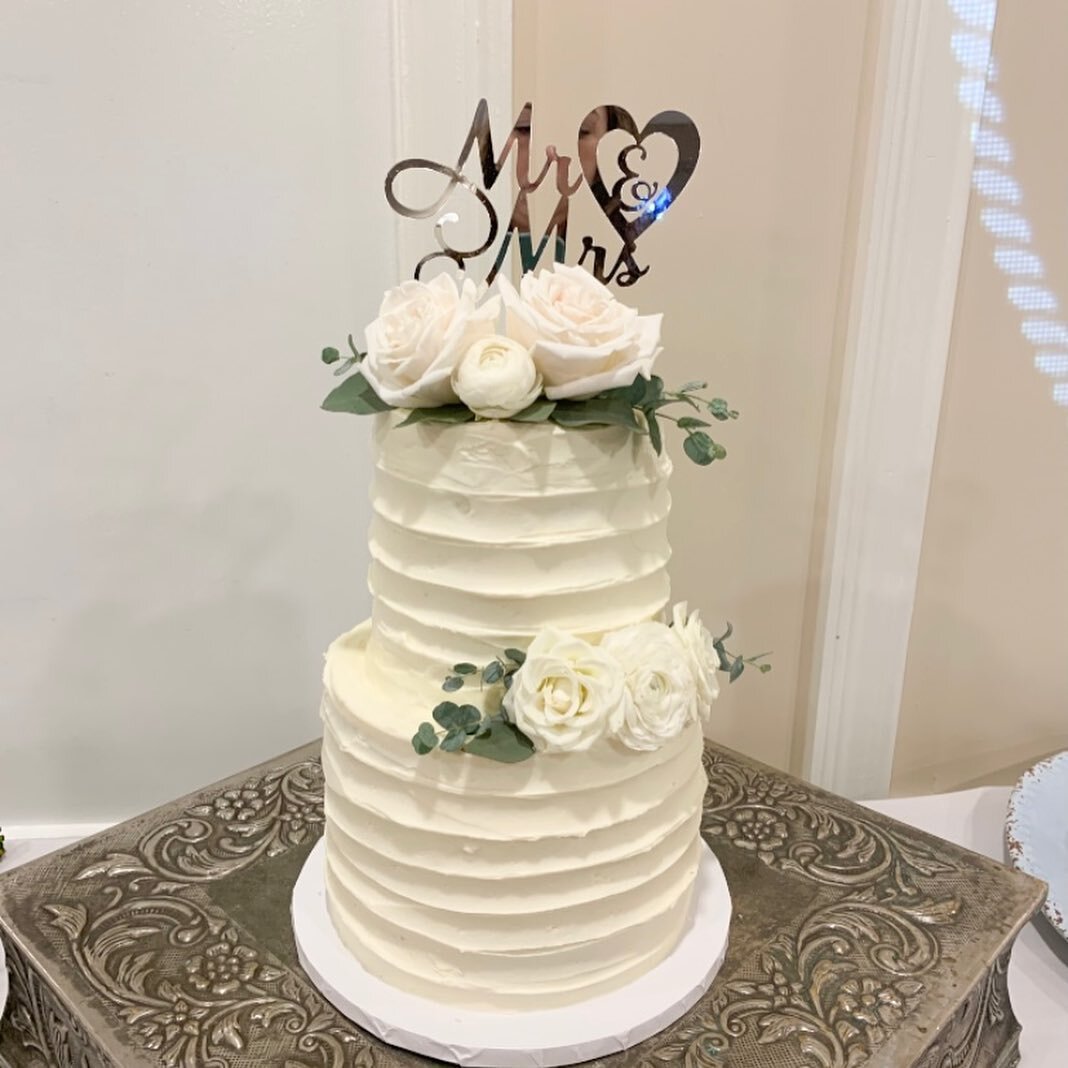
[0,2,392,822]
[514,0,870,771]
[892,0,1068,794]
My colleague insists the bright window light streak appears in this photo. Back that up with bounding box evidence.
[952,30,993,71]
[982,92,1004,123]
[1022,319,1068,347]
[973,128,1012,164]
[1035,352,1068,377]
[1008,285,1057,312]
[948,2,1067,406]
[994,246,1044,277]
[981,208,1031,242]
[958,77,987,111]
[949,0,996,31]
[972,168,1021,203]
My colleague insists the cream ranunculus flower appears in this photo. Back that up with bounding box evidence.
[503,627,626,753]
[496,263,662,400]
[601,622,698,752]
[451,335,543,419]
[671,602,722,724]
[361,274,500,408]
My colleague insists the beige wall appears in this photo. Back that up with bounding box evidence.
[514,0,873,772]
[892,1,1068,794]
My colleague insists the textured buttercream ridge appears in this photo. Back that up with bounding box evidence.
[367,536,671,600]
[323,777,706,878]
[321,725,706,837]
[324,810,701,913]
[368,568,670,633]
[324,868,695,1010]
[320,845,700,956]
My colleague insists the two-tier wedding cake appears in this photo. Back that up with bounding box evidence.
[313,264,746,1023]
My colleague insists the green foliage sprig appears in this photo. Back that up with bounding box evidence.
[320,343,737,467]
[712,622,772,683]
[412,650,535,763]
[320,342,393,415]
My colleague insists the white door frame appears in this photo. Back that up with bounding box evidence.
[388,0,513,282]
[802,0,995,799]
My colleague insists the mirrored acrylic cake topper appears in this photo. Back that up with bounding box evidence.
[384,99,701,287]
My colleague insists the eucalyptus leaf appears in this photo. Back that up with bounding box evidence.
[483,661,504,684]
[626,375,652,404]
[720,621,734,642]
[729,658,745,683]
[321,346,341,365]
[321,372,393,414]
[412,722,439,755]
[440,729,466,752]
[644,376,665,404]
[647,411,663,455]
[503,647,526,665]
[442,676,464,692]
[511,399,556,422]
[683,433,716,466]
[679,381,708,393]
[677,416,711,430]
[759,663,773,674]
[708,397,733,421]
[463,719,536,763]
[456,704,481,728]
[433,701,461,728]
[453,663,477,675]
[398,405,476,428]
[551,398,643,432]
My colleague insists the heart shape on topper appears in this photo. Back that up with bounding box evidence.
[581,105,701,250]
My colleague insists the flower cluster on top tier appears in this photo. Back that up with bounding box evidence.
[360,264,661,416]
[411,605,770,764]
[320,263,739,466]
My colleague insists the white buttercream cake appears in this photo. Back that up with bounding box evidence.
[320,411,708,1011]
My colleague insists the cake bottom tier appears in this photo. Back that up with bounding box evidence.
[320,622,709,1012]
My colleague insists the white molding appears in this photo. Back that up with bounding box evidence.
[3,822,112,841]
[803,0,993,798]
[388,0,514,280]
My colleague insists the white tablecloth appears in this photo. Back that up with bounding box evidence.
[864,788,1068,1067]
[3,790,1068,1064]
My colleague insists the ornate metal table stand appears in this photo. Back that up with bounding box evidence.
[0,742,1045,1067]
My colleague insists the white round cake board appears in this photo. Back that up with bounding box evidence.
[292,838,731,1067]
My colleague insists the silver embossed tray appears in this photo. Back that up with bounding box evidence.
[0,741,1046,1068]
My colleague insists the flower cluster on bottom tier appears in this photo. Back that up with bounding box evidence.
[320,623,708,1011]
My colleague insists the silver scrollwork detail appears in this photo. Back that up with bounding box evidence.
[32,756,379,1068]
[2,933,116,1068]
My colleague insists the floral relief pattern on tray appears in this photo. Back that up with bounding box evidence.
[619,749,966,1068]
[24,757,379,1068]
[0,743,1041,1068]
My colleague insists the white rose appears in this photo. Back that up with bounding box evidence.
[601,622,698,751]
[503,627,625,753]
[451,335,543,419]
[671,602,722,724]
[496,263,662,400]
[361,274,500,408]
